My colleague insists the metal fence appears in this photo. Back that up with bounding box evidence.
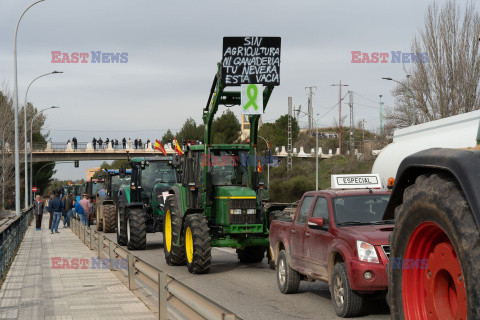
[71,218,240,320]
[0,207,33,286]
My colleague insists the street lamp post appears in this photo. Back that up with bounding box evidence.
[13,0,46,215]
[30,106,59,202]
[24,71,62,206]
[382,76,413,125]
[2,127,8,211]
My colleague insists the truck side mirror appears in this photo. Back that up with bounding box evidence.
[308,217,325,229]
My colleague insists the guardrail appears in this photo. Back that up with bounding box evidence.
[71,218,240,320]
[0,207,33,287]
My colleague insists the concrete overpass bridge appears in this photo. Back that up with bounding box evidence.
[0,141,376,163]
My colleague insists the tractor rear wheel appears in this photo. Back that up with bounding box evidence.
[117,205,128,246]
[96,205,103,231]
[389,173,480,320]
[103,204,116,233]
[127,207,147,250]
[184,214,211,274]
[163,196,185,266]
[237,246,266,263]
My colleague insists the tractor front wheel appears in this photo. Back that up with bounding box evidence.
[163,196,185,266]
[390,173,480,320]
[96,205,103,231]
[184,214,211,274]
[127,207,147,250]
[117,205,128,246]
[103,204,116,233]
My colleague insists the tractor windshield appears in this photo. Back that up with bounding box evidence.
[207,150,249,186]
[91,182,104,195]
[111,175,130,198]
[141,161,178,193]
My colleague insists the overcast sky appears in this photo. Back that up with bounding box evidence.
[1,0,465,180]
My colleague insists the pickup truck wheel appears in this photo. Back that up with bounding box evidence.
[184,214,211,274]
[116,205,128,246]
[389,173,480,320]
[236,246,265,263]
[163,196,186,266]
[330,262,364,317]
[276,250,300,294]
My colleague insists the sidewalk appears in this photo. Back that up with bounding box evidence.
[0,215,156,319]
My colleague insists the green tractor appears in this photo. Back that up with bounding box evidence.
[164,63,286,274]
[95,170,131,233]
[117,156,179,250]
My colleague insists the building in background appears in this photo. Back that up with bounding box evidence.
[240,115,262,141]
[86,167,100,180]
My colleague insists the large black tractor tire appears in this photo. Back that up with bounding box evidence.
[389,173,480,320]
[127,207,147,250]
[236,245,266,263]
[330,262,364,317]
[96,205,103,231]
[276,250,300,294]
[184,214,212,274]
[117,205,128,246]
[163,196,185,266]
[103,204,116,233]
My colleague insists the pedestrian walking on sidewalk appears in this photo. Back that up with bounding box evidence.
[79,194,91,226]
[63,193,74,228]
[74,199,85,225]
[48,193,64,234]
[33,195,44,230]
[47,195,54,229]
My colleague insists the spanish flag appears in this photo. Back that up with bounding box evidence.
[266,140,271,149]
[257,159,262,173]
[174,138,184,156]
[154,139,167,156]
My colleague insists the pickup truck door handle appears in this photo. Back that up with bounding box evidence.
[291,230,296,234]
[304,233,310,237]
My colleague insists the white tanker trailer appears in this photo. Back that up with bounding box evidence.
[372,110,480,186]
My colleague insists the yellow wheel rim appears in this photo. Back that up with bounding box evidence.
[165,210,172,252]
[185,227,193,264]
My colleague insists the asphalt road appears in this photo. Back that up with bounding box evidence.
[94,227,391,320]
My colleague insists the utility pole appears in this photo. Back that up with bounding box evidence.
[330,81,349,155]
[379,95,383,137]
[305,86,316,130]
[348,91,354,154]
[362,120,365,142]
[287,97,293,171]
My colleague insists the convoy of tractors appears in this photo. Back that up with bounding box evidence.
[57,38,477,319]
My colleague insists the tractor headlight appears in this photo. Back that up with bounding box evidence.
[356,241,379,263]
[231,209,242,215]
[246,209,255,215]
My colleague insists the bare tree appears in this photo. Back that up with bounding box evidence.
[387,0,480,127]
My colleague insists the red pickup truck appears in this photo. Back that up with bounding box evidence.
[269,188,393,318]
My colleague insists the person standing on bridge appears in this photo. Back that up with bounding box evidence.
[98,138,103,149]
[48,193,64,234]
[73,137,78,150]
[79,194,91,226]
[134,139,138,149]
[106,138,110,148]
[33,195,44,231]
[115,139,119,149]
[139,139,143,149]
[92,137,97,150]
[122,137,126,149]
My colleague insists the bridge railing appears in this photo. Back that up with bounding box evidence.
[71,218,240,320]
[0,207,33,287]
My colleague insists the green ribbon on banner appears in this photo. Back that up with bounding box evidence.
[243,84,259,111]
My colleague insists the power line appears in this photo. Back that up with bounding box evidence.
[352,92,378,105]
